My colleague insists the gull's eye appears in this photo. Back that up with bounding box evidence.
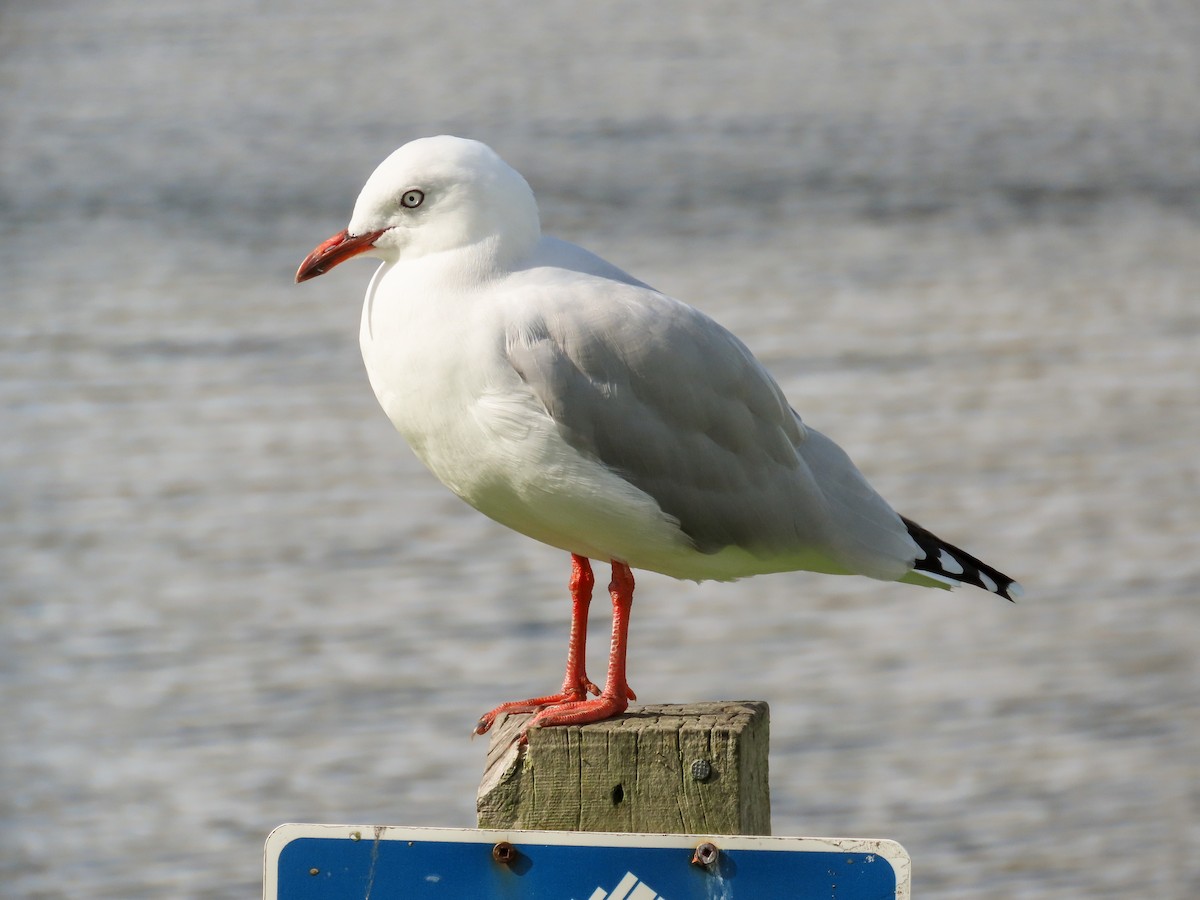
[400,189,424,209]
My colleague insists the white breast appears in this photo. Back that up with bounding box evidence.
[358,260,691,568]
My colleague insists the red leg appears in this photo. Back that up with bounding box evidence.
[474,555,601,736]
[560,555,601,698]
[524,561,636,730]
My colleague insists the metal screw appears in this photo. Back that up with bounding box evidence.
[691,841,720,868]
[492,841,517,865]
[690,758,712,782]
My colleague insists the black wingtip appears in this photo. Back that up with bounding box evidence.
[901,515,1022,601]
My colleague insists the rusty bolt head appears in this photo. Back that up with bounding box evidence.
[492,841,517,865]
[691,841,720,868]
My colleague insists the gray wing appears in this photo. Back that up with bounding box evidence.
[503,271,918,575]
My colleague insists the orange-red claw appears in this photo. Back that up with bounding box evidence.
[525,693,630,730]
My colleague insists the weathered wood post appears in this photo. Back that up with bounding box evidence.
[477,701,771,835]
[267,699,914,897]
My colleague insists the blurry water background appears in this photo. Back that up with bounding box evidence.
[3,2,1198,897]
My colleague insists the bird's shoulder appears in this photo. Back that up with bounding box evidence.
[495,242,807,455]
[491,242,829,557]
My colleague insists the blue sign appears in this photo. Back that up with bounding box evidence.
[265,825,910,899]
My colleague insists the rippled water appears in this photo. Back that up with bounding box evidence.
[3,2,1199,897]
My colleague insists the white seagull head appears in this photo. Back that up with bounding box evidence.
[296,135,540,282]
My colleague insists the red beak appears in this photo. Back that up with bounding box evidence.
[295,228,387,283]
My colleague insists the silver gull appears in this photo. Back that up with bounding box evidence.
[295,135,1021,735]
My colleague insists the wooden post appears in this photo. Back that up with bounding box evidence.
[477,701,770,835]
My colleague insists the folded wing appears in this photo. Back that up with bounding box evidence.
[503,265,921,581]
